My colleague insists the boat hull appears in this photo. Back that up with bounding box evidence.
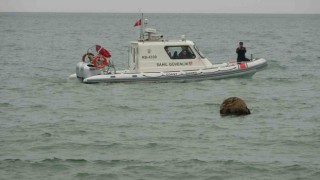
[75,58,267,84]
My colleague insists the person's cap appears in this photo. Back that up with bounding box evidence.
[239,42,243,45]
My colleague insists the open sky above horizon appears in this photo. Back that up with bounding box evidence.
[0,0,320,14]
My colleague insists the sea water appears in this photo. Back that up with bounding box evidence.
[0,13,320,180]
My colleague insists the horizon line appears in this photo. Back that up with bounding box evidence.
[0,11,319,15]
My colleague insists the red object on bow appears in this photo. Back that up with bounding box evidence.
[133,19,142,27]
[95,45,111,58]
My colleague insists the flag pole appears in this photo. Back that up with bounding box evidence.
[140,13,144,40]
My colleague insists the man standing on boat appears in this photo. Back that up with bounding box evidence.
[236,42,250,63]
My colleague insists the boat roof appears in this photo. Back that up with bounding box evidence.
[131,26,195,46]
[131,39,195,46]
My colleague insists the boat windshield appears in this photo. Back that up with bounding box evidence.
[194,44,206,58]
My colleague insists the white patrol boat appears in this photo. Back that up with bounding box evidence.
[70,18,267,84]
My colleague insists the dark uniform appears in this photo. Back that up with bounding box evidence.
[236,46,247,62]
[236,42,250,63]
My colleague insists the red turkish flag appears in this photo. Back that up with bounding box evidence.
[133,19,141,27]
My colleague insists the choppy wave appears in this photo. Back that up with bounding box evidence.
[267,59,288,70]
[1,158,319,179]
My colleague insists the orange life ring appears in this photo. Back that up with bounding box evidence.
[82,52,94,62]
[93,54,108,69]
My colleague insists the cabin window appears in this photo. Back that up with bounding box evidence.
[194,44,206,58]
[164,46,196,59]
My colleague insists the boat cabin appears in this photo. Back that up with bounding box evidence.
[128,28,213,73]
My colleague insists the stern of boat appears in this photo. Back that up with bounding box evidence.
[76,62,101,81]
